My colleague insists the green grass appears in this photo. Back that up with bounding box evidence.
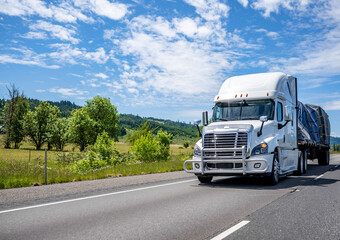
[0,142,193,189]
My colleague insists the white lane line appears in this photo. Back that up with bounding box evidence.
[314,174,324,181]
[210,220,250,240]
[0,179,197,214]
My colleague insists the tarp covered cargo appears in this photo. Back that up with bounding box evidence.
[297,101,330,146]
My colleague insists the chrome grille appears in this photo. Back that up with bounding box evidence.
[203,132,248,158]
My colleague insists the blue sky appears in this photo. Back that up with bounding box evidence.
[0,0,340,135]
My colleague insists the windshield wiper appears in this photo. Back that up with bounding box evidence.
[218,118,229,121]
[242,117,259,120]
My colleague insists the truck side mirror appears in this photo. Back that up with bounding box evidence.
[257,116,268,137]
[193,120,202,137]
[284,106,292,121]
[194,120,201,126]
[202,111,208,126]
[260,116,268,122]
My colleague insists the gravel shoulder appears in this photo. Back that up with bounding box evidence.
[0,171,192,206]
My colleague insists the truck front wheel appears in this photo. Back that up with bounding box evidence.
[197,175,213,183]
[294,151,304,176]
[266,152,280,185]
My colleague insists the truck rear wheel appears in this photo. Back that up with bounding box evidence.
[197,175,213,183]
[318,150,330,166]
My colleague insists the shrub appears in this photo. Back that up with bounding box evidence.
[70,132,123,173]
[183,142,189,148]
[132,129,172,162]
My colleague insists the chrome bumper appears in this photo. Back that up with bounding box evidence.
[184,146,270,175]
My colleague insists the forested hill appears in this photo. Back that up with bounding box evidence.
[0,98,197,139]
[27,98,81,117]
[119,114,197,139]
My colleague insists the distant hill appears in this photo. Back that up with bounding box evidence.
[330,136,340,145]
[119,114,197,139]
[27,98,81,118]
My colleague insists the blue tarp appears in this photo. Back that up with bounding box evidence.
[297,101,330,145]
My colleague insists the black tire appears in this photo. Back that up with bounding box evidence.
[267,152,280,185]
[318,150,330,166]
[197,175,213,183]
[303,150,307,174]
[294,151,304,176]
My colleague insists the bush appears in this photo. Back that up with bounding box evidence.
[183,142,189,148]
[70,132,128,173]
[132,129,172,162]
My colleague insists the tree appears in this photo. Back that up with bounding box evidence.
[48,118,69,151]
[84,96,119,141]
[3,85,29,148]
[68,108,96,151]
[23,101,60,150]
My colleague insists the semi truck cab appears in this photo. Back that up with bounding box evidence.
[184,72,302,185]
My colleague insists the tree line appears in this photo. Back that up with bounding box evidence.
[2,85,119,151]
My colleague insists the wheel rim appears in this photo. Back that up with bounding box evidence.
[273,156,279,182]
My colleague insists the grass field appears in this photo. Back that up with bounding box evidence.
[0,139,193,189]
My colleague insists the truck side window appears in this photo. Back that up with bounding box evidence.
[277,102,283,122]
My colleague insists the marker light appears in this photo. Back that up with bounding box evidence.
[240,94,243,97]
[235,94,237,98]
[246,94,248,97]
[267,92,269,96]
[217,96,219,100]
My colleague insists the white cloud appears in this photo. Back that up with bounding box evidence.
[129,16,176,38]
[29,20,79,44]
[84,47,109,64]
[0,47,59,69]
[49,87,88,96]
[173,17,198,38]
[74,0,129,20]
[95,73,109,79]
[251,0,312,17]
[103,29,115,40]
[119,16,237,99]
[184,0,230,21]
[0,0,93,23]
[255,28,279,39]
[323,100,340,111]
[35,89,46,93]
[21,31,48,39]
[49,44,109,64]
[237,0,249,8]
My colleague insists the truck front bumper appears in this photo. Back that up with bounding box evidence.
[183,148,272,176]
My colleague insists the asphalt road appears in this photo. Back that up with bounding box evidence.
[1,155,339,240]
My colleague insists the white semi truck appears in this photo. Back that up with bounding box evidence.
[184,72,330,185]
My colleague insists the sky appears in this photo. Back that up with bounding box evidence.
[0,0,340,135]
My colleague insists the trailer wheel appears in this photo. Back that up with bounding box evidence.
[197,175,213,183]
[267,152,280,185]
[294,151,304,176]
[318,150,330,166]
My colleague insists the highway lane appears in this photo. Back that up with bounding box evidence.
[1,155,339,240]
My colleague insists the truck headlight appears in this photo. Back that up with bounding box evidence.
[251,143,268,156]
[194,144,201,156]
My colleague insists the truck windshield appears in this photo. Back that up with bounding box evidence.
[212,100,274,122]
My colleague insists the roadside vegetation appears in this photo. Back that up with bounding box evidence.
[0,86,195,189]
